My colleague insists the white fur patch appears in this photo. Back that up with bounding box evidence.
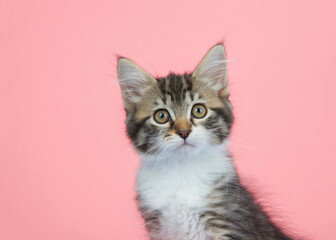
[137,143,234,240]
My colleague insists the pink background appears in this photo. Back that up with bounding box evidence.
[1,0,336,239]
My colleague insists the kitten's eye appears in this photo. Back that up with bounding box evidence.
[154,109,170,124]
[192,104,207,119]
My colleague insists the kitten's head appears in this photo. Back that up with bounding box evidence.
[117,44,233,162]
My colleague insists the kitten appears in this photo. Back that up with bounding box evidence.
[117,44,294,240]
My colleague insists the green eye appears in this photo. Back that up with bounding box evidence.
[154,109,170,124]
[192,104,207,119]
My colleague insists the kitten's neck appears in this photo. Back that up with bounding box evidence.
[138,140,232,168]
[136,143,236,209]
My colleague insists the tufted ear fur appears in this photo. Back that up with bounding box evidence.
[117,58,157,111]
[192,44,229,98]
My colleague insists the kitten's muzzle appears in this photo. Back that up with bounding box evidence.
[173,117,192,140]
[177,129,191,140]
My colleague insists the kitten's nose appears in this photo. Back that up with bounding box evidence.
[177,129,191,139]
[174,118,192,139]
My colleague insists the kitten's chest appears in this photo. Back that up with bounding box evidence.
[137,167,216,240]
[160,202,208,240]
[137,166,214,210]
[136,157,232,240]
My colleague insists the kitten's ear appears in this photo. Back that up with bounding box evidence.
[192,44,229,98]
[117,57,156,110]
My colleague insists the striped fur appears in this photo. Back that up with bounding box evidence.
[117,44,294,240]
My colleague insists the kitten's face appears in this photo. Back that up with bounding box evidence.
[118,44,233,162]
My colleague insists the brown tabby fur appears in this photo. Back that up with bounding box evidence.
[117,44,297,240]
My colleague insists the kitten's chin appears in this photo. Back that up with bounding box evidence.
[176,141,196,154]
[171,140,204,156]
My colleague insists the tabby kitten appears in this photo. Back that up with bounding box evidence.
[117,44,293,240]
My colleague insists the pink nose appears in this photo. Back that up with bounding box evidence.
[177,129,191,139]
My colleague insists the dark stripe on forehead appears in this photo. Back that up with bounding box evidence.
[184,74,193,91]
[169,74,184,103]
[157,78,167,104]
[158,77,166,93]
[184,74,194,101]
[190,92,194,101]
[157,73,194,104]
